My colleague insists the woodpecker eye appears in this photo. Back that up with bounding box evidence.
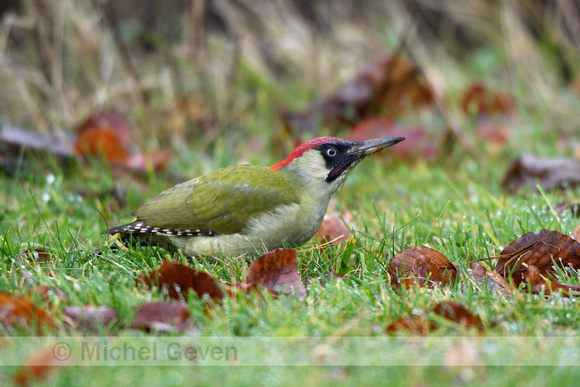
[326,148,337,157]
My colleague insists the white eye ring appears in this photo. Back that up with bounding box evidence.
[327,148,337,157]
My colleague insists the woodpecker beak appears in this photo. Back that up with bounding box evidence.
[325,136,406,183]
[351,136,406,157]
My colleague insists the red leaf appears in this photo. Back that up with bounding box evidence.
[461,83,514,116]
[502,155,580,193]
[139,261,224,301]
[389,246,457,287]
[0,292,57,332]
[315,214,350,245]
[386,316,434,335]
[63,306,119,331]
[29,285,68,307]
[495,230,580,286]
[465,263,511,295]
[130,302,193,333]
[74,127,129,164]
[76,112,131,147]
[126,150,172,173]
[74,112,133,164]
[24,247,52,262]
[476,121,509,148]
[433,301,482,328]
[247,249,306,297]
[13,347,67,386]
[523,265,580,297]
[283,55,433,134]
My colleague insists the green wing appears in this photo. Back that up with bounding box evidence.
[132,165,299,234]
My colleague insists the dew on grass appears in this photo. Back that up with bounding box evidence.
[411,308,423,316]
[42,192,50,203]
[46,173,55,185]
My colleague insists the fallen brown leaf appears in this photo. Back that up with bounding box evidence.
[433,301,482,329]
[29,285,68,307]
[461,83,514,116]
[573,223,580,241]
[63,306,119,331]
[76,112,131,149]
[23,246,53,262]
[0,292,57,332]
[315,214,350,245]
[130,302,193,333]
[385,315,434,335]
[74,127,129,164]
[283,55,432,134]
[126,150,172,173]
[247,249,306,297]
[465,263,511,296]
[554,202,580,217]
[13,347,67,386]
[502,155,580,192]
[139,260,224,301]
[223,282,264,297]
[495,230,580,286]
[389,246,457,287]
[476,121,509,148]
[523,265,580,297]
[0,126,73,159]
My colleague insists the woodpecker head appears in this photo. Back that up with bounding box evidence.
[271,136,405,191]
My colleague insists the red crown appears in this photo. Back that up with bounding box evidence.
[270,137,347,170]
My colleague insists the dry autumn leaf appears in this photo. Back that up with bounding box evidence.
[76,112,131,149]
[554,202,580,217]
[386,301,483,334]
[126,150,172,173]
[389,246,457,287]
[24,246,52,262]
[495,230,580,286]
[433,301,482,329]
[29,285,68,307]
[13,347,67,386]
[523,265,580,297]
[63,306,119,331]
[315,214,350,245]
[573,223,580,241]
[139,260,224,301]
[385,315,434,335]
[476,121,509,148]
[465,263,511,296]
[460,83,514,116]
[0,126,73,159]
[74,127,129,164]
[130,302,193,333]
[502,155,580,192]
[223,282,264,297]
[0,292,57,332]
[283,55,432,134]
[246,249,306,297]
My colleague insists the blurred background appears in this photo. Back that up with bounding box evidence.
[1,0,579,166]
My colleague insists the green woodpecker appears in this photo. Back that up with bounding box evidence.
[105,136,405,256]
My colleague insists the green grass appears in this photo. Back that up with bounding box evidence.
[3,4,580,382]
[2,132,580,385]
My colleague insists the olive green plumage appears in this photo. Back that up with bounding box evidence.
[105,136,405,256]
[132,165,299,234]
